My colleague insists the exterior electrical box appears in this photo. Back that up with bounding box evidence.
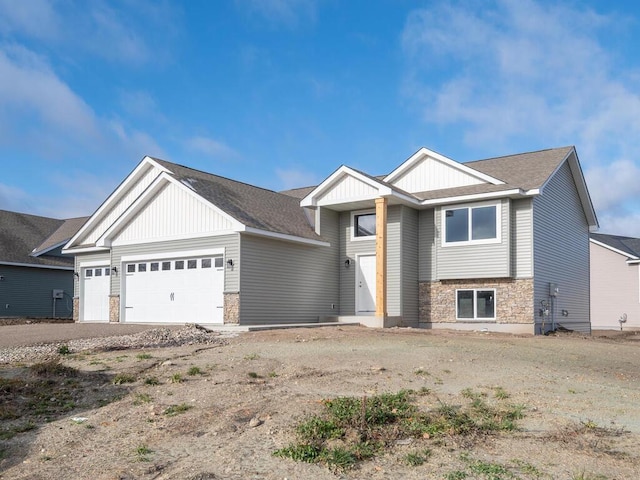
[52,289,64,299]
[549,283,560,297]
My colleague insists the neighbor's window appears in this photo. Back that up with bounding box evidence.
[456,289,495,320]
[354,212,376,238]
[444,204,498,244]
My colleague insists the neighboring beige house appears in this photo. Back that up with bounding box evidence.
[590,233,640,331]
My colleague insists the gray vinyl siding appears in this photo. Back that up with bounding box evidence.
[401,207,419,326]
[511,199,533,278]
[386,206,401,316]
[418,209,436,281]
[0,265,73,318]
[110,235,240,296]
[435,199,511,280]
[533,161,591,333]
[340,211,376,315]
[239,209,339,324]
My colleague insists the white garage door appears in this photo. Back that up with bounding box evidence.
[82,266,110,322]
[123,256,224,324]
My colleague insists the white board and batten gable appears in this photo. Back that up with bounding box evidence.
[383,147,504,194]
[301,165,416,211]
[63,157,242,253]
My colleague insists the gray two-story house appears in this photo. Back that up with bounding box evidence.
[63,146,597,334]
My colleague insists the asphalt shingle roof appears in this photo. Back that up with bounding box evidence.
[591,233,640,259]
[152,159,324,242]
[0,210,76,268]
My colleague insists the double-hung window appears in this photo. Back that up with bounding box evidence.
[456,289,496,320]
[443,202,500,245]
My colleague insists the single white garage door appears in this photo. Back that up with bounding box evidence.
[123,256,224,324]
[82,266,110,322]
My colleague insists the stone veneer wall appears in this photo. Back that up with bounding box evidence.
[73,297,80,323]
[224,293,240,324]
[109,295,120,323]
[419,278,534,325]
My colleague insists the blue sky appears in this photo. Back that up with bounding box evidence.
[1,0,639,235]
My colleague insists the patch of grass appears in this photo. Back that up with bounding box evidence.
[468,459,512,478]
[274,390,525,472]
[244,353,260,360]
[133,393,152,405]
[268,371,278,378]
[414,368,429,376]
[511,459,543,477]
[405,448,431,466]
[170,373,184,383]
[493,387,510,400]
[187,366,202,376]
[0,422,36,440]
[144,376,160,385]
[445,471,468,480]
[29,360,77,377]
[247,372,260,379]
[112,373,135,385]
[136,353,152,360]
[164,403,192,417]
[114,355,129,363]
[136,444,153,462]
[57,345,71,355]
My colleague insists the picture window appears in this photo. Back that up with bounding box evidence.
[444,204,498,245]
[354,212,376,238]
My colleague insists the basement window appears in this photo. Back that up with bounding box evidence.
[456,289,496,320]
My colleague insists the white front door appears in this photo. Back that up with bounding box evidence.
[124,256,225,324]
[82,266,110,322]
[356,254,376,314]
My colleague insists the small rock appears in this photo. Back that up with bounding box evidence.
[370,366,386,372]
[249,417,263,428]
[161,360,174,366]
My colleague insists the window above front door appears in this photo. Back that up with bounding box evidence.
[351,210,376,240]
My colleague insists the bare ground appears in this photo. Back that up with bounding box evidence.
[1,326,639,479]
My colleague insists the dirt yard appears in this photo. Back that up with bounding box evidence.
[1,326,639,480]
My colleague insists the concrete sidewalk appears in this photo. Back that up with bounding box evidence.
[0,323,181,348]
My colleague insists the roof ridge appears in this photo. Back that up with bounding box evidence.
[152,157,289,197]
[0,208,65,222]
[464,146,574,165]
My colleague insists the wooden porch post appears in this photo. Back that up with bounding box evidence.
[375,197,387,317]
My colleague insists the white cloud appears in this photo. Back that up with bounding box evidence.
[276,167,318,190]
[0,44,101,151]
[401,0,640,236]
[0,0,60,40]
[186,136,237,159]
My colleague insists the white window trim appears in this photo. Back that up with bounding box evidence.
[455,288,497,321]
[350,209,376,242]
[441,201,502,247]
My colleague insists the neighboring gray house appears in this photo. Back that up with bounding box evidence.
[0,210,87,318]
[590,233,640,331]
[63,146,597,334]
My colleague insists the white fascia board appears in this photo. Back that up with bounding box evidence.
[65,157,167,250]
[384,147,505,186]
[589,238,640,260]
[241,226,330,247]
[301,166,393,208]
[62,246,110,255]
[0,261,73,271]
[627,259,640,264]
[419,189,524,207]
[96,173,245,247]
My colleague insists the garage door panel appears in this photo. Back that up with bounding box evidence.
[82,266,110,322]
[124,255,224,324]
